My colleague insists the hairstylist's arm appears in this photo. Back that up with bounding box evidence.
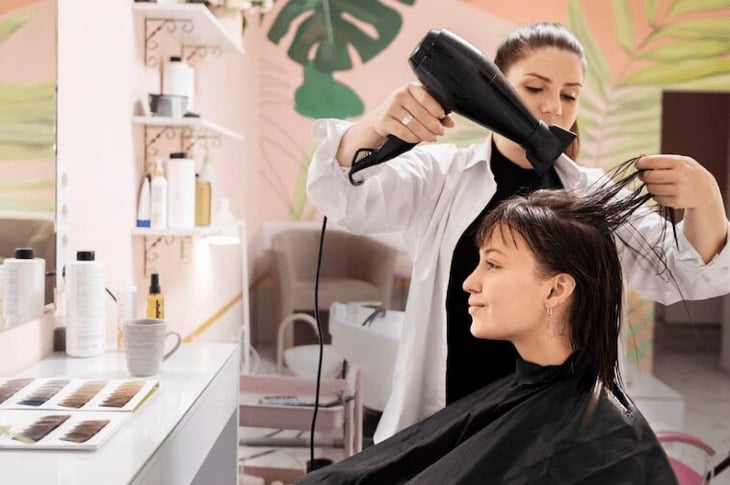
[636,154,729,263]
[334,82,455,167]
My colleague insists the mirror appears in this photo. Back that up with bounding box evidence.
[0,0,57,328]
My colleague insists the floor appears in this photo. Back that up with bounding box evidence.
[240,343,730,484]
[654,347,730,484]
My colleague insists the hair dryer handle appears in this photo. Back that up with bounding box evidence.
[348,135,419,185]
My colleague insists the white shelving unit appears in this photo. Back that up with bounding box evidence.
[131,2,246,266]
[133,2,245,65]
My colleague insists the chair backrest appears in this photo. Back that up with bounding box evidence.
[272,228,397,295]
[656,431,715,485]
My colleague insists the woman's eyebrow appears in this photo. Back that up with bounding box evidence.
[524,72,582,87]
[481,248,506,257]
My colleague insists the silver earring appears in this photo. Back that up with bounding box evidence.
[547,306,552,327]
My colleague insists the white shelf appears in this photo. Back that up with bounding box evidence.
[131,222,240,237]
[132,3,245,56]
[132,226,216,237]
[132,115,245,142]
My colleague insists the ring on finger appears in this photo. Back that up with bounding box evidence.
[400,113,413,126]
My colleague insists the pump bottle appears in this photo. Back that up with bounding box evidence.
[150,159,168,230]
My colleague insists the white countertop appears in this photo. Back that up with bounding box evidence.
[0,342,239,485]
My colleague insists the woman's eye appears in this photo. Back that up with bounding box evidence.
[525,86,542,93]
[561,93,578,101]
[485,261,500,270]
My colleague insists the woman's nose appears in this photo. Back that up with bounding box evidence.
[463,269,479,294]
[540,96,562,118]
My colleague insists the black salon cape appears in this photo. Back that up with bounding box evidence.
[298,357,678,485]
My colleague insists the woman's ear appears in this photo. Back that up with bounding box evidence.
[546,273,576,307]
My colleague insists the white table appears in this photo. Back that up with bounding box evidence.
[0,342,240,485]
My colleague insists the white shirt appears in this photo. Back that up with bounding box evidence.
[307,118,730,442]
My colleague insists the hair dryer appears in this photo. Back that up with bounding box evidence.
[348,29,576,185]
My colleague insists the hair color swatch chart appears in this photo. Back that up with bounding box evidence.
[0,378,158,450]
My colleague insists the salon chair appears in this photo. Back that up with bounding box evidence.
[271,229,397,350]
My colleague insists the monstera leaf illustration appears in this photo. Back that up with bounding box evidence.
[268,0,416,118]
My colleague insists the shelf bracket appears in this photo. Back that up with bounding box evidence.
[142,235,195,277]
[181,130,223,153]
[144,125,178,171]
[143,17,195,67]
[182,44,223,63]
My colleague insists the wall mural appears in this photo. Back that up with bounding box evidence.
[255,0,730,368]
[0,0,55,218]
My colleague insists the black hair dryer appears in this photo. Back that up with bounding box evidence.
[348,29,576,185]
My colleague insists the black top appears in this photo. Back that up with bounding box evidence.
[299,355,677,485]
[444,142,563,403]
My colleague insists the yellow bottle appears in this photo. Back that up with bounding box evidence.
[195,157,212,227]
[145,273,164,320]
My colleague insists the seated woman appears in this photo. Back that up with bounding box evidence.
[299,164,679,484]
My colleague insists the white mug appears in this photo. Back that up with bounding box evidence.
[123,319,181,377]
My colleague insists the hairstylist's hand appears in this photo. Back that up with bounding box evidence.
[635,155,721,210]
[335,82,455,167]
[369,82,455,144]
[636,154,728,262]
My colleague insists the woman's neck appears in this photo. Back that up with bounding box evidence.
[513,331,572,367]
[493,133,532,169]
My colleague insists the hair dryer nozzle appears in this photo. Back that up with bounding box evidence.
[523,122,577,175]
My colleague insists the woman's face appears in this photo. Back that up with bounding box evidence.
[503,46,584,131]
[463,225,553,342]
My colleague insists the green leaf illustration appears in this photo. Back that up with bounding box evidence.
[0,195,54,212]
[294,61,364,119]
[267,0,416,120]
[649,18,730,41]
[642,0,659,24]
[0,82,55,160]
[612,0,634,53]
[613,88,661,112]
[0,11,34,45]
[639,39,729,61]
[621,57,730,85]
[268,0,408,72]
[670,72,730,90]
[668,0,730,17]
[569,0,612,99]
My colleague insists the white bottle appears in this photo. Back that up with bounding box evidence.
[163,56,195,112]
[136,175,151,228]
[65,250,106,357]
[167,152,196,230]
[150,159,168,230]
[1,248,45,326]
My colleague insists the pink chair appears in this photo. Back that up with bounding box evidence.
[656,431,716,485]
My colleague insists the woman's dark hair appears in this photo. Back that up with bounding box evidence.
[495,22,586,161]
[476,159,675,388]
